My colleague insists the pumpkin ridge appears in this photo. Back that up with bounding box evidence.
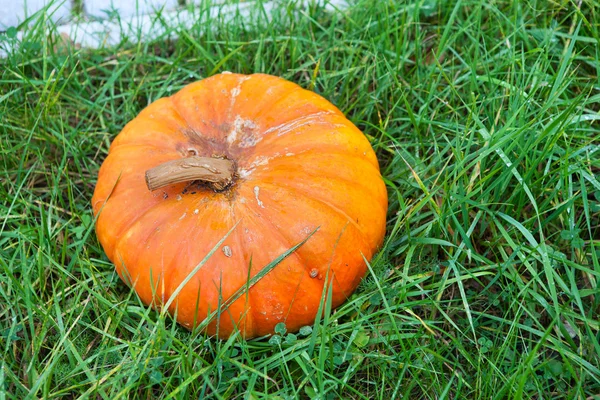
[239,198,346,294]
[250,165,387,210]
[106,190,214,261]
[157,200,244,334]
[257,180,372,247]
[220,78,305,153]
[252,110,337,147]
[111,197,208,277]
[209,276,239,337]
[244,136,362,156]
[95,196,160,261]
[271,163,387,217]
[109,99,188,150]
[162,203,217,317]
[235,78,303,123]
[321,224,361,302]
[239,205,324,336]
[227,201,256,337]
[238,200,324,306]
[157,238,180,306]
[225,75,252,121]
[111,216,171,290]
[249,130,379,167]
[242,197,362,323]
[103,142,180,157]
[166,96,222,154]
[97,185,192,251]
[244,150,384,193]
[279,266,313,328]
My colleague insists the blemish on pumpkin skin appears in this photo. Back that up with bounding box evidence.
[222,245,232,257]
[309,269,318,278]
[261,112,329,137]
[194,209,199,214]
[239,154,279,178]
[227,115,259,147]
[229,76,249,108]
[249,155,272,168]
[253,186,265,208]
[179,212,187,220]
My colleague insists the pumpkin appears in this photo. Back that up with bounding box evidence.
[92,72,387,338]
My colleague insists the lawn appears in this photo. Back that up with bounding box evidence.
[1,0,600,398]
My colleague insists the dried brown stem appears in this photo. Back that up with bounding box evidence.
[145,156,235,191]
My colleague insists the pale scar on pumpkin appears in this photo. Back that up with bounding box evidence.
[239,169,252,178]
[239,153,279,178]
[253,186,265,208]
[226,115,258,146]
[228,76,250,111]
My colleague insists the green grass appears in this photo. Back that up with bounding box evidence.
[1,0,600,398]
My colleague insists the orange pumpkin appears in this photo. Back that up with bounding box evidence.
[92,72,387,338]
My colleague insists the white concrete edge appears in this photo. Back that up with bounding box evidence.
[0,0,350,58]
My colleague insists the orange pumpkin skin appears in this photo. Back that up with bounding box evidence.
[92,73,387,338]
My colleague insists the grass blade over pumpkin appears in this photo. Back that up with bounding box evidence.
[200,227,320,335]
[161,222,319,335]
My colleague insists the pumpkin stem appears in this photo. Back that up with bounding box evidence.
[145,156,235,191]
